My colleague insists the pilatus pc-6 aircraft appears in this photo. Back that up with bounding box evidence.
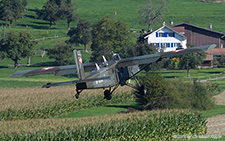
[12,44,216,100]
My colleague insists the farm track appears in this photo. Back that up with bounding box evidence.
[207,90,225,136]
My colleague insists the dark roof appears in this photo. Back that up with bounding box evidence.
[173,23,225,39]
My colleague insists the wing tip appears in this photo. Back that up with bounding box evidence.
[208,44,216,50]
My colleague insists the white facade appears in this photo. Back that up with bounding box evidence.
[144,25,187,52]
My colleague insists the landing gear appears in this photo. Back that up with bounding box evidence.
[75,89,83,99]
[104,90,112,100]
[103,85,119,100]
[140,85,147,95]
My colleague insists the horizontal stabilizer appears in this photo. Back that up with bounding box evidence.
[42,80,78,88]
[11,65,77,78]
[42,76,111,88]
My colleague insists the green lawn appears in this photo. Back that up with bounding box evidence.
[202,105,225,118]
[58,102,140,118]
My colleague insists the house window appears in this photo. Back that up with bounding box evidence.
[174,43,181,47]
[150,43,157,47]
[159,33,163,37]
[167,43,170,47]
[161,43,168,47]
[168,33,175,37]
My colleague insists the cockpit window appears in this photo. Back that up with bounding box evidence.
[113,53,121,61]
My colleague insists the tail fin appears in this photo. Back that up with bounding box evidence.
[74,50,86,80]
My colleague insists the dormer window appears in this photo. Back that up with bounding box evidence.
[168,33,175,37]
[156,32,175,37]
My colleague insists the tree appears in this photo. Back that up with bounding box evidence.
[67,19,92,52]
[59,0,77,30]
[91,16,130,61]
[47,42,73,65]
[0,31,37,68]
[36,0,60,28]
[138,0,166,32]
[122,30,164,71]
[36,0,77,29]
[0,0,26,27]
[179,52,206,77]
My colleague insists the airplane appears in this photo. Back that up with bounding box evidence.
[11,44,216,100]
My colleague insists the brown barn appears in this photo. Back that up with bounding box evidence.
[171,23,225,48]
[171,23,225,68]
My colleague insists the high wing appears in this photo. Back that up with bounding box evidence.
[117,44,216,67]
[11,63,97,78]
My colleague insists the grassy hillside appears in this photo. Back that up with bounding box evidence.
[0,0,225,87]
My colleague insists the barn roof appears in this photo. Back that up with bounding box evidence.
[206,48,225,55]
[173,23,225,39]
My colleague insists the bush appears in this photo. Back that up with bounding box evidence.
[134,73,215,110]
[134,73,178,110]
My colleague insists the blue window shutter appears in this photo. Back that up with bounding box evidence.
[156,32,158,37]
[157,43,159,47]
[165,33,168,37]
[178,43,181,47]
[171,43,173,47]
[168,43,170,47]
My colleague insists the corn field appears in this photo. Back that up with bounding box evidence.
[0,110,206,140]
[0,90,135,120]
[0,87,207,140]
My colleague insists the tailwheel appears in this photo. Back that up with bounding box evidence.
[140,85,147,95]
[104,89,112,100]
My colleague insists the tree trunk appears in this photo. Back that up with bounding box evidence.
[50,21,53,28]
[84,44,88,52]
[9,20,13,27]
[14,59,18,69]
[41,49,46,57]
[67,20,70,30]
[187,68,190,78]
[27,56,31,66]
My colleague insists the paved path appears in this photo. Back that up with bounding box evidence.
[200,76,225,82]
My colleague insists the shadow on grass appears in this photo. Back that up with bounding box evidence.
[0,66,8,69]
[105,103,142,113]
[28,9,38,12]
[203,71,223,74]
[16,24,55,30]
[31,62,56,67]
[24,15,36,19]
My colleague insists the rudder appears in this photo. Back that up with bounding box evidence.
[74,50,86,80]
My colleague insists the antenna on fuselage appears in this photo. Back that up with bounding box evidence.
[102,56,108,66]
[95,63,100,70]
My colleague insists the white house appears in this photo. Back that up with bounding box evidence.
[144,25,187,52]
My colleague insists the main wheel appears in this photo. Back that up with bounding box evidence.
[140,85,147,95]
[75,93,79,99]
[104,90,112,100]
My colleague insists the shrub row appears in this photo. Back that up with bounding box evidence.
[0,93,135,120]
[0,110,206,140]
[135,73,216,110]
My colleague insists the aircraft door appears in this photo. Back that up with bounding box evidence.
[117,67,130,86]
